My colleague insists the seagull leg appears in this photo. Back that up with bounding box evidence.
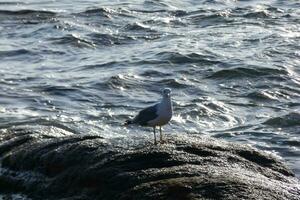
[159,126,163,142]
[153,127,157,145]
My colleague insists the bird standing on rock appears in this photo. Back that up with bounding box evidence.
[125,88,173,145]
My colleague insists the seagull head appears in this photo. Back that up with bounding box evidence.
[162,88,172,98]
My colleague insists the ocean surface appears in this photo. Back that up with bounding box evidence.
[0,0,299,177]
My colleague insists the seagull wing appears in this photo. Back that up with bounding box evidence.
[133,104,159,126]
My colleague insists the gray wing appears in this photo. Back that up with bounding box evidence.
[133,104,158,126]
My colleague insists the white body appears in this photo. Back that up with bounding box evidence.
[147,96,172,126]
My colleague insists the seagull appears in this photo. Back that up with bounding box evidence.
[125,88,173,145]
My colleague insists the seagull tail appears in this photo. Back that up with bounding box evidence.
[124,120,133,126]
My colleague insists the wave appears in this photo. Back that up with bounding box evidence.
[123,22,157,32]
[78,8,113,18]
[107,75,131,89]
[1,76,40,84]
[238,5,286,19]
[0,49,36,58]
[263,112,300,127]
[157,78,188,89]
[88,32,134,46]
[131,9,167,14]
[140,70,172,77]
[246,91,278,101]
[155,51,221,65]
[58,30,157,48]
[0,119,79,134]
[208,67,288,79]
[182,5,289,27]
[93,75,141,91]
[32,85,79,97]
[121,22,163,41]
[78,7,132,18]
[185,10,233,27]
[0,9,56,26]
[281,140,300,147]
[0,2,25,5]
[49,34,95,48]
[243,11,269,19]
[170,10,188,17]
[0,49,42,63]
[143,0,169,7]
[77,61,121,71]
[143,18,186,27]
[92,74,188,91]
[0,9,56,23]
[246,88,294,101]
[0,9,56,16]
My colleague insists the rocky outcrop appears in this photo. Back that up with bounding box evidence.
[0,125,299,200]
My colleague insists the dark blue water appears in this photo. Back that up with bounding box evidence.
[0,0,299,176]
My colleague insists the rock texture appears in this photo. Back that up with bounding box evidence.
[0,125,299,200]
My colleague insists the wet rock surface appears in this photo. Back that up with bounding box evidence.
[0,125,300,200]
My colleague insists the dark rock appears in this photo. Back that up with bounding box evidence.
[0,125,299,200]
